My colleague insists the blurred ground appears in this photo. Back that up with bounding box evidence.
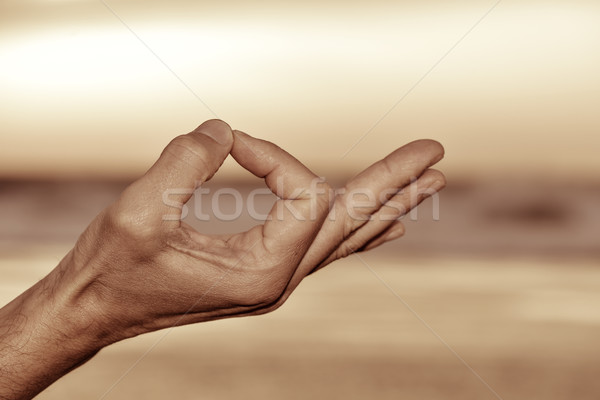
[1,180,599,399]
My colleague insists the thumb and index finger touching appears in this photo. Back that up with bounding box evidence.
[111,119,234,232]
[134,120,330,258]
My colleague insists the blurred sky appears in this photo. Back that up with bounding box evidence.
[1,0,599,180]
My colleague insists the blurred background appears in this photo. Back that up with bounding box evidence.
[1,0,599,399]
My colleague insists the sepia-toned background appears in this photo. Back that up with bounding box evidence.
[1,0,599,399]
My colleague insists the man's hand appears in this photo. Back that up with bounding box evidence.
[0,120,444,399]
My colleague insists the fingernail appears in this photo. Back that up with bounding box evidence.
[430,179,446,191]
[233,129,250,139]
[385,227,405,241]
[417,179,445,200]
[232,130,255,148]
[195,119,232,145]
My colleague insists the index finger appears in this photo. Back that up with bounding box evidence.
[230,130,331,256]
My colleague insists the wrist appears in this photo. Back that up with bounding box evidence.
[0,251,108,399]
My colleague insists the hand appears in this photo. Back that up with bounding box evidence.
[62,119,445,338]
[0,120,444,399]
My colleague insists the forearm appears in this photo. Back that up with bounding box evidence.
[0,254,103,400]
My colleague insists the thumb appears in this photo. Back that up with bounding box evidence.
[147,119,233,188]
[133,119,233,221]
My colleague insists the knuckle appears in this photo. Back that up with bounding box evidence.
[106,203,153,241]
[378,158,395,177]
[334,241,355,260]
[165,135,212,176]
[168,134,198,150]
[339,199,369,236]
[379,199,407,220]
[343,213,359,237]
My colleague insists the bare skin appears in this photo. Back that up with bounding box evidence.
[0,120,445,400]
